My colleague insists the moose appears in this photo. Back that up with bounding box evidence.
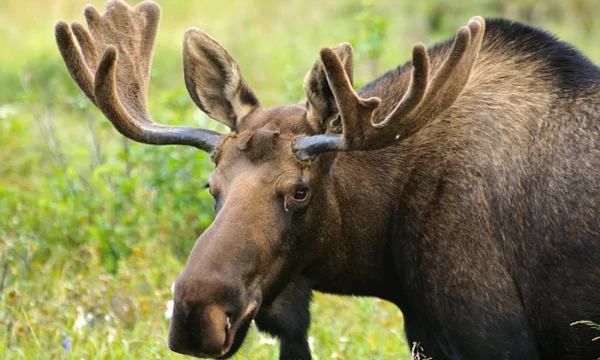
[55,0,600,359]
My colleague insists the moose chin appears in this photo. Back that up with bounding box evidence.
[55,1,600,359]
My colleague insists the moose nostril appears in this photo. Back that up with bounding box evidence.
[169,303,231,357]
[191,304,230,356]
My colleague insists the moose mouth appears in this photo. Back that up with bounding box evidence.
[216,297,262,359]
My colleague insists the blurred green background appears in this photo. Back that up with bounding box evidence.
[1,0,599,359]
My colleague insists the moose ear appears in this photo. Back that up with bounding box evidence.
[304,43,354,132]
[183,29,260,130]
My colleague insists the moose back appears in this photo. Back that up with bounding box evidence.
[55,1,600,359]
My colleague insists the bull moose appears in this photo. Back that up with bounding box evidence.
[54,0,600,359]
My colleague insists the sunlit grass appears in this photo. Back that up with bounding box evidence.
[0,233,407,359]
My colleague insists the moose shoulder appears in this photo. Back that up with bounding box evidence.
[55,1,600,359]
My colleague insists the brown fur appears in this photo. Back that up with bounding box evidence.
[56,2,600,359]
[183,29,260,129]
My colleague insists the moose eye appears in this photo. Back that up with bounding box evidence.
[292,187,310,201]
[331,116,341,127]
[284,185,311,212]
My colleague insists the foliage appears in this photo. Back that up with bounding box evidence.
[1,0,599,359]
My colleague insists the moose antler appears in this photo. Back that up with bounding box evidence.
[55,0,225,154]
[293,16,485,162]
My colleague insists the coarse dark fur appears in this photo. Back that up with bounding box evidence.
[317,18,600,359]
[55,2,600,359]
[254,18,600,360]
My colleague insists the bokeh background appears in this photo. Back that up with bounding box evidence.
[1,0,599,359]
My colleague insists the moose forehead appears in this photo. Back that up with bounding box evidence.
[236,104,314,135]
[212,105,310,183]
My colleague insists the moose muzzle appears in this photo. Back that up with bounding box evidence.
[168,270,262,358]
[167,215,264,358]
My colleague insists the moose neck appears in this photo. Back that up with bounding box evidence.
[300,43,457,303]
[301,148,409,303]
[300,17,600,305]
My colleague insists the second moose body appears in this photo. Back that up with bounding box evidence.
[55,1,600,359]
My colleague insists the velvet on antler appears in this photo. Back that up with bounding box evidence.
[55,0,225,155]
[293,16,486,162]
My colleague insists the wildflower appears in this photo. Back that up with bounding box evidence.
[61,333,71,351]
[165,282,176,320]
[107,327,117,343]
[411,342,432,360]
[258,333,277,346]
[73,306,87,333]
[165,300,174,320]
[309,336,317,358]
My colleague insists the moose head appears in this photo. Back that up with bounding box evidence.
[55,0,484,357]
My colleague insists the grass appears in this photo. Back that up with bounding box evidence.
[0,232,406,359]
[1,0,600,359]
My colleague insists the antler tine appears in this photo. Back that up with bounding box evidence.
[55,0,225,155]
[94,46,225,150]
[292,17,485,162]
[374,23,475,143]
[373,43,430,129]
[319,48,382,147]
[71,20,100,74]
[376,16,485,142]
[292,49,381,162]
[414,16,485,126]
[55,21,97,105]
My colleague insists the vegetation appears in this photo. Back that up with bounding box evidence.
[1,0,599,358]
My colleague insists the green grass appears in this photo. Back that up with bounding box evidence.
[1,0,600,359]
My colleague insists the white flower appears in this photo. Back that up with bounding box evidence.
[104,312,115,322]
[165,282,176,319]
[309,336,318,359]
[259,333,277,346]
[73,306,87,333]
[165,300,174,320]
[0,104,18,120]
[107,327,117,343]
